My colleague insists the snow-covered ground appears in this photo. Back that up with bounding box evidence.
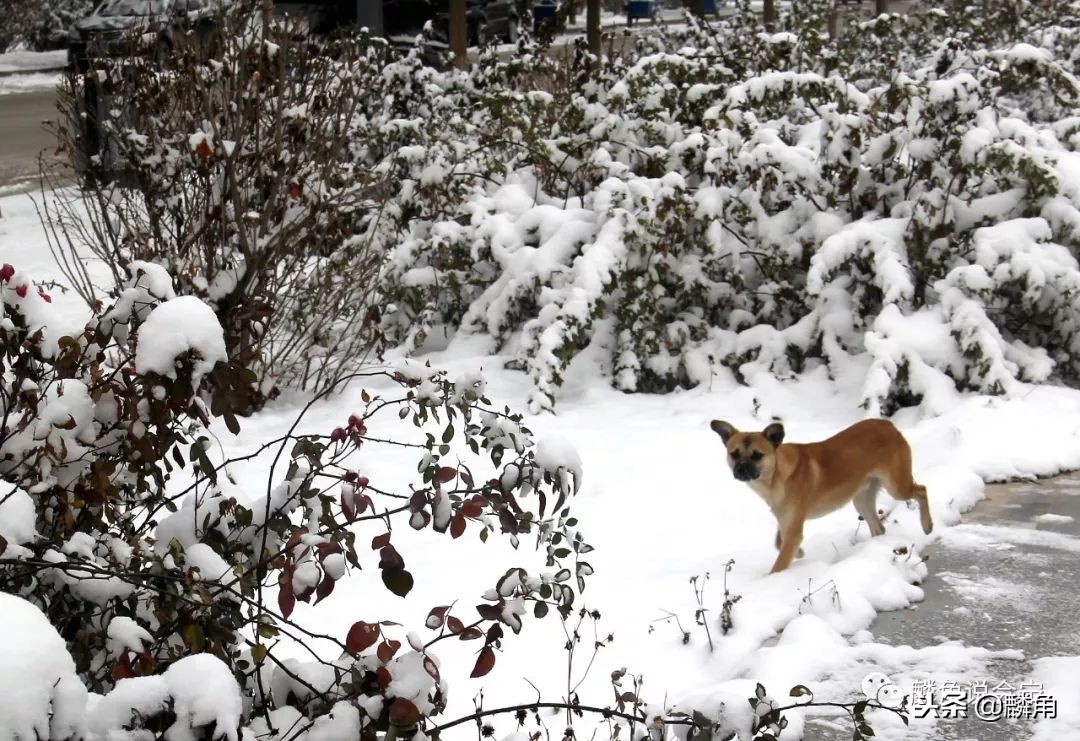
[0,50,65,95]
[0,71,62,95]
[5,183,1080,739]
[0,49,67,75]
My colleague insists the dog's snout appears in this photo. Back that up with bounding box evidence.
[733,463,759,481]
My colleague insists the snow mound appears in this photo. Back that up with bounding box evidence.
[134,296,227,384]
[89,654,243,741]
[0,593,88,741]
[0,486,36,550]
[534,434,584,496]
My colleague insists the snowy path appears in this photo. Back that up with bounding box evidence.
[812,473,1080,740]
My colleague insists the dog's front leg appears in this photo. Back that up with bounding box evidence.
[770,517,804,574]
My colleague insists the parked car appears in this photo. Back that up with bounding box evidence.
[68,0,362,68]
[433,0,529,46]
[67,0,226,68]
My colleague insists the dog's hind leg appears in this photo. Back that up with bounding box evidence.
[883,468,934,535]
[854,478,886,536]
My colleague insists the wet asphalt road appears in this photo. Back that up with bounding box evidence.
[0,88,58,195]
[816,473,1080,740]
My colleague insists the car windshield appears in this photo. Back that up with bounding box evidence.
[94,0,171,16]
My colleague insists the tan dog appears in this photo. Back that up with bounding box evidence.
[710,419,933,573]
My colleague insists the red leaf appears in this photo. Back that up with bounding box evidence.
[389,698,422,726]
[135,651,157,674]
[423,656,441,682]
[377,639,402,663]
[461,500,484,518]
[435,466,457,484]
[450,513,466,539]
[476,603,501,621]
[285,528,308,552]
[111,653,135,681]
[375,666,392,688]
[458,627,484,641]
[195,138,213,160]
[378,545,405,571]
[426,605,450,629]
[447,615,465,634]
[372,532,391,550]
[314,576,335,605]
[470,646,496,678]
[15,284,28,298]
[316,542,343,561]
[341,492,356,522]
[345,621,381,655]
[498,507,519,535]
[278,578,296,619]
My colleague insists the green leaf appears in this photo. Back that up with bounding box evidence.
[533,601,549,618]
[382,568,414,597]
[183,623,205,652]
[256,622,279,639]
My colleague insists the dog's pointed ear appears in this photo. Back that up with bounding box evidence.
[763,422,785,448]
[710,420,736,444]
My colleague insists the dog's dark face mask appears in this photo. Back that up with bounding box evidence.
[710,420,786,484]
[731,454,760,482]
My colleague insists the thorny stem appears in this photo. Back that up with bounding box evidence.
[427,698,907,737]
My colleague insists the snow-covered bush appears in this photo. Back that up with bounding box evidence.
[45,1,389,407]
[2,261,594,739]
[370,2,1080,414]
[0,0,91,52]
[47,0,1080,417]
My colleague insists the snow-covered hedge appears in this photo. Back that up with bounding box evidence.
[0,0,91,52]
[53,0,1080,415]
[371,0,1080,413]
